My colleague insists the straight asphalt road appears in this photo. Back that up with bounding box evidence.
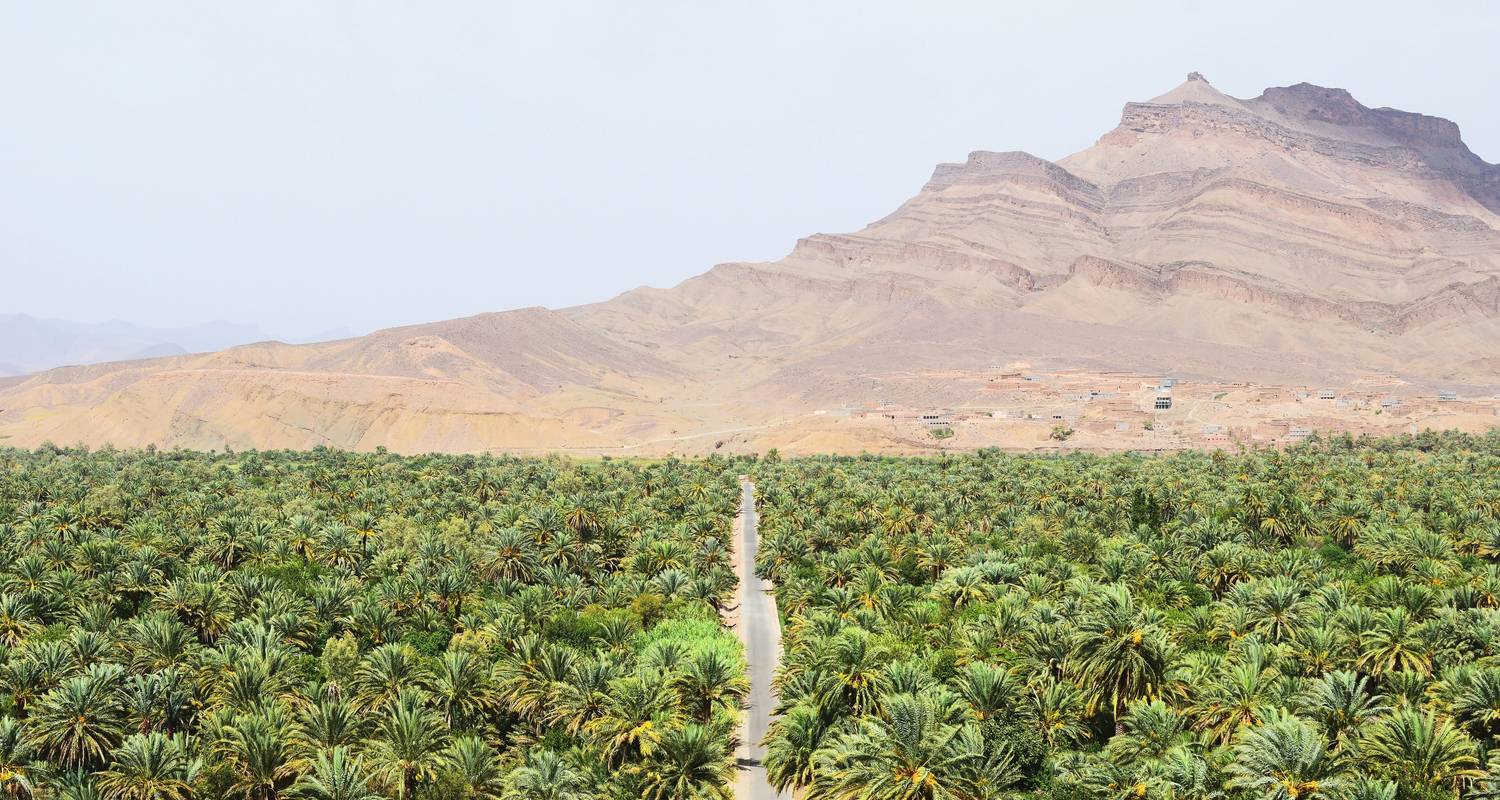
[735,478,790,800]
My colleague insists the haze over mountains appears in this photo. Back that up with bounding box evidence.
[0,316,357,377]
[0,316,268,377]
[4,75,1498,453]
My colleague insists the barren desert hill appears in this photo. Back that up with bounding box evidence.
[3,74,1499,453]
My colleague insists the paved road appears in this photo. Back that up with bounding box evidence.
[734,478,790,800]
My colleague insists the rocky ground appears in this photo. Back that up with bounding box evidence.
[3,74,1498,454]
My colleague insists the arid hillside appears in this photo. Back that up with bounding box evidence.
[4,74,1498,454]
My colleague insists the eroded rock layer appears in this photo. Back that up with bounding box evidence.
[4,75,1497,452]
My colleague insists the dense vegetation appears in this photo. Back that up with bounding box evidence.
[753,432,1500,800]
[0,447,747,800]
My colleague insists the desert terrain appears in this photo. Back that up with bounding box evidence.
[3,73,1498,455]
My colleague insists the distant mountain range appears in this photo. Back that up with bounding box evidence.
[2,74,1497,453]
[0,315,354,376]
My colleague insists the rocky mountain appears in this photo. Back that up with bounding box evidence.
[3,75,1498,453]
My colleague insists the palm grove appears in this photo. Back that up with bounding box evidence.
[8,433,1500,800]
[752,432,1500,800]
[0,447,748,800]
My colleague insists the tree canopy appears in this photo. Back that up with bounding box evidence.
[0,446,746,800]
[752,431,1500,800]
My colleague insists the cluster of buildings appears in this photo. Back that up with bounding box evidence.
[848,369,1500,449]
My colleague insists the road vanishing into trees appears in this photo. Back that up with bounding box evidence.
[734,478,790,800]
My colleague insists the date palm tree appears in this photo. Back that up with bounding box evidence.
[1251,578,1311,644]
[218,711,297,800]
[672,651,749,724]
[94,733,194,800]
[588,671,682,767]
[497,637,575,730]
[1108,700,1191,764]
[638,723,734,800]
[810,691,1011,800]
[363,694,449,800]
[1358,709,1481,793]
[829,633,889,718]
[1027,679,1088,750]
[1190,655,1279,745]
[951,662,1024,726]
[504,750,586,800]
[1444,666,1500,742]
[429,650,498,730]
[289,747,378,800]
[0,596,37,648]
[763,704,829,793]
[1071,584,1176,725]
[1357,608,1432,676]
[545,658,617,737]
[1298,671,1388,752]
[1224,713,1343,800]
[0,717,40,800]
[29,668,126,770]
[352,644,430,714]
[442,736,502,800]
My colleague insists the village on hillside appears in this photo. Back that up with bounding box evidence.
[827,368,1500,451]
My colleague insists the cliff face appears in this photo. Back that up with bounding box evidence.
[3,74,1498,452]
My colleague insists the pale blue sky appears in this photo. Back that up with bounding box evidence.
[3,1,1497,337]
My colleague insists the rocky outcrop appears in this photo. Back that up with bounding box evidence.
[2,74,1498,452]
[788,234,1040,293]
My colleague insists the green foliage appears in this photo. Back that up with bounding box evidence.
[637,617,744,670]
[752,432,1500,800]
[0,447,749,800]
[398,630,450,658]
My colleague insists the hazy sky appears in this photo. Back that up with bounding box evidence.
[4,2,1498,337]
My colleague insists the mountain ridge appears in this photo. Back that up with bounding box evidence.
[4,75,1498,453]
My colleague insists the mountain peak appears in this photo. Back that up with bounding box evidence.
[4,76,1499,452]
[1146,72,1245,110]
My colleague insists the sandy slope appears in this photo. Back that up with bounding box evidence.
[3,74,1498,453]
